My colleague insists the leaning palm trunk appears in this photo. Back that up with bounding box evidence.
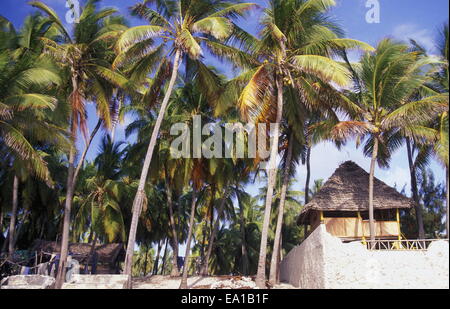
[166,185,180,276]
[179,188,197,289]
[55,74,104,288]
[406,138,425,239]
[269,134,293,285]
[56,120,102,286]
[200,192,229,276]
[8,175,19,257]
[73,119,102,184]
[55,143,76,288]
[123,50,182,287]
[255,74,284,289]
[368,136,379,244]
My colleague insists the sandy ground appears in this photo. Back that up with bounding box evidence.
[133,275,298,289]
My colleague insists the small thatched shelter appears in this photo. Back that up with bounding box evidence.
[298,161,413,241]
[31,240,125,274]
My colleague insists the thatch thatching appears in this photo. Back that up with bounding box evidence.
[298,161,413,224]
[31,240,124,265]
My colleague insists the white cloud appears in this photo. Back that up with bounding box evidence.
[380,166,410,192]
[392,23,436,52]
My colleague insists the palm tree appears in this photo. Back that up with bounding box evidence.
[74,136,127,246]
[433,23,449,236]
[268,132,294,285]
[234,0,370,287]
[0,15,64,256]
[331,39,448,242]
[115,0,257,282]
[199,158,244,276]
[29,0,129,287]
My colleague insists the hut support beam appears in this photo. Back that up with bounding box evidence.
[358,211,366,245]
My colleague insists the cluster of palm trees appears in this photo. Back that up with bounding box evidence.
[0,0,448,289]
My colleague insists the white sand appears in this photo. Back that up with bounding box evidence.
[133,275,298,289]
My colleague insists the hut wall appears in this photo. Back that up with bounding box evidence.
[280,225,449,289]
[324,218,399,238]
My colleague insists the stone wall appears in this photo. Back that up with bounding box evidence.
[280,225,449,289]
[279,225,326,288]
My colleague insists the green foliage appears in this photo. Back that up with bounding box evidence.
[401,168,447,238]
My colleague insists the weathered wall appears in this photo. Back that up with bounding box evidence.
[279,225,325,288]
[280,225,449,289]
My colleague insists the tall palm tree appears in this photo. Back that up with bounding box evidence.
[29,0,129,287]
[433,23,449,236]
[115,0,257,282]
[268,132,294,285]
[331,39,448,242]
[0,15,64,256]
[234,0,370,287]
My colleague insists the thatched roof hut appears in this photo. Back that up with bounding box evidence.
[31,240,124,274]
[298,161,413,225]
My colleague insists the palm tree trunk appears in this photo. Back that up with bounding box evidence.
[8,175,19,257]
[199,221,207,271]
[255,73,284,289]
[123,49,182,287]
[110,92,122,143]
[200,192,228,276]
[406,138,425,239]
[160,237,169,275]
[368,137,379,244]
[0,208,3,236]
[73,119,102,184]
[276,233,282,282]
[84,233,98,274]
[179,188,197,289]
[153,240,162,275]
[143,244,149,276]
[446,167,449,238]
[236,192,249,275]
[304,146,311,204]
[13,211,29,250]
[269,133,293,285]
[166,185,180,276]
[55,143,76,288]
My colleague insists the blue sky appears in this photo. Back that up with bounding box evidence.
[1,0,449,199]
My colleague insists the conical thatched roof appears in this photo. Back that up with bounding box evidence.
[298,161,413,223]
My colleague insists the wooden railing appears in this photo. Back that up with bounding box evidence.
[364,239,448,251]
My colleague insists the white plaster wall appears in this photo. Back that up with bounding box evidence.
[280,225,449,289]
[279,225,326,288]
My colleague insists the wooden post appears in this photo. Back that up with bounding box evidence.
[395,208,402,250]
[320,211,324,223]
[358,211,366,245]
